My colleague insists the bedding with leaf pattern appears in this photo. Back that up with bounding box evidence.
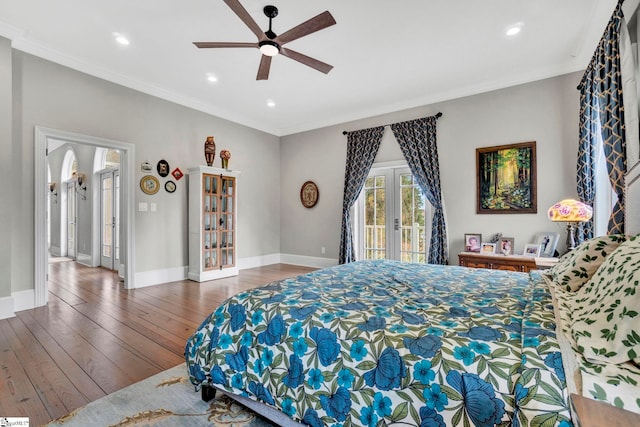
[185,260,573,427]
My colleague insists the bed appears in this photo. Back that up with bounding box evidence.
[184,161,640,427]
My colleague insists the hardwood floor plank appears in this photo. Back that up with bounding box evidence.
[16,310,106,402]
[0,262,315,424]
[71,301,184,370]
[7,315,91,419]
[0,348,50,425]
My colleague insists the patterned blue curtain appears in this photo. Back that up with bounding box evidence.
[579,3,627,234]
[339,127,384,264]
[391,115,448,265]
[576,62,597,240]
[598,3,627,234]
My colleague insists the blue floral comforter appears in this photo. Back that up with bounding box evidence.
[185,260,572,427]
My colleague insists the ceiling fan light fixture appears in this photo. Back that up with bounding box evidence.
[259,40,280,56]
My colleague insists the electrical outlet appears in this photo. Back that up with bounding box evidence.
[321,246,326,254]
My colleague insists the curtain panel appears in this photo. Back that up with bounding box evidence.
[578,2,627,234]
[391,115,448,265]
[577,64,598,240]
[338,127,384,264]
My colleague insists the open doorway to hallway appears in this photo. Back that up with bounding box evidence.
[35,126,136,308]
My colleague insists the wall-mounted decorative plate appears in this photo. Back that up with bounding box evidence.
[140,175,160,195]
[141,161,152,172]
[300,181,319,208]
[157,159,170,177]
[165,180,176,193]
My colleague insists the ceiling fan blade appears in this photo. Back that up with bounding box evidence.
[223,0,265,41]
[257,55,272,80]
[275,11,336,45]
[193,42,257,48]
[280,47,333,74]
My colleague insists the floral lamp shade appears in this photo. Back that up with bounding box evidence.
[547,199,593,252]
[547,199,593,222]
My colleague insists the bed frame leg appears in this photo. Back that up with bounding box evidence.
[201,384,217,402]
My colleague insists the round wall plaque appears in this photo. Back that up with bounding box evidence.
[300,181,319,208]
[140,175,160,195]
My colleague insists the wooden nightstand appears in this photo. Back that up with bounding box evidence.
[571,394,640,426]
[458,252,538,272]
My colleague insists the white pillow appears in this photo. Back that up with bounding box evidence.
[570,234,640,364]
[547,234,626,292]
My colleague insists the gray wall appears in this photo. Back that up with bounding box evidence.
[280,72,581,261]
[3,42,583,314]
[10,51,281,294]
[0,37,11,302]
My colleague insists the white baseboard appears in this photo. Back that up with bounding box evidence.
[279,254,338,269]
[0,289,38,319]
[134,266,189,289]
[13,289,35,313]
[76,252,95,267]
[237,253,282,270]
[0,295,14,320]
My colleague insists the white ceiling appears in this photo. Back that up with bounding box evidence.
[0,0,618,136]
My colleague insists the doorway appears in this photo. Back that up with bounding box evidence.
[35,126,136,307]
[356,165,432,262]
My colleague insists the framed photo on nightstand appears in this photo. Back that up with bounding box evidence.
[533,232,559,257]
[498,237,515,256]
[464,233,482,252]
[524,244,541,257]
[481,242,496,254]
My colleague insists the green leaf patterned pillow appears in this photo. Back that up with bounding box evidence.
[547,234,627,292]
[570,234,640,364]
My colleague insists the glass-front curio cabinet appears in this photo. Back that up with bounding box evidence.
[188,166,239,281]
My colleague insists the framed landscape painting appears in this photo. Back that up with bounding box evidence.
[476,141,537,214]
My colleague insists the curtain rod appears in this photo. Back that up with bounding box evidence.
[342,112,443,135]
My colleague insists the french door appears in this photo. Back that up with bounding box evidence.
[356,166,430,262]
[100,170,120,270]
[66,181,77,259]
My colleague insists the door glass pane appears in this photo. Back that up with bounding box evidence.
[400,173,427,263]
[115,173,120,261]
[363,175,386,260]
[67,182,76,257]
[102,175,113,258]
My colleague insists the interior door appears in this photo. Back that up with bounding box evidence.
[100,170,120,269]
[357,166,430,262]
[66,181,77,259]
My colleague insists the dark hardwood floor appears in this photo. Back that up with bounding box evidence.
[0,260,315,425]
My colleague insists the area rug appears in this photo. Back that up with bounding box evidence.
[46,364,276,427]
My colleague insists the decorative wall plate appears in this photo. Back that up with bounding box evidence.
[300,181,319,208]
[165,180,176,193]
[157,159,170,177]
[141,161,152,172]
[140,175,160,195]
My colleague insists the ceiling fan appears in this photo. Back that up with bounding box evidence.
[193,0,336,80]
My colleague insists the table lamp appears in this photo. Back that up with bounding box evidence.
[547,199,593,251]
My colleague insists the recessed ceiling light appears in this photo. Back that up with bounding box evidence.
[505,24,523,36]
[207,75,218,83]
[267,100,276,108]
[113,32,130,45]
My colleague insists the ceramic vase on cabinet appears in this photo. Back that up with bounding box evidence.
[204,136,216,167]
